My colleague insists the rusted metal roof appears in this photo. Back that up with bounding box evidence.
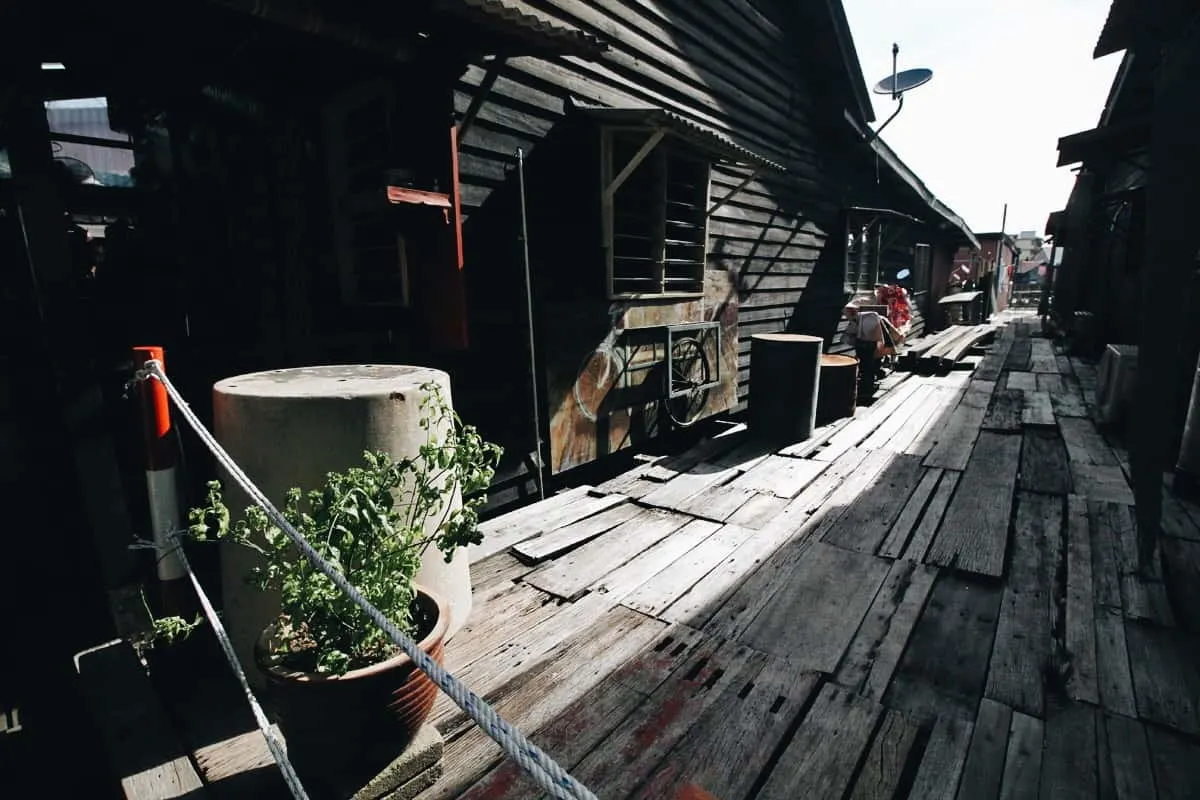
[569,99,786,172]
[436,0,607,58]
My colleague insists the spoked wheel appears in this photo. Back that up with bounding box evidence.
[664,336,711,428]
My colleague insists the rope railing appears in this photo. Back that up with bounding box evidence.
[133,360,598,800]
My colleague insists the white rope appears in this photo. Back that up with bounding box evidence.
[135,361,597,800]
[171,535,311,799]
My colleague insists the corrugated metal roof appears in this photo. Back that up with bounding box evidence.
[569,100,786,172]
[438,0,607,57]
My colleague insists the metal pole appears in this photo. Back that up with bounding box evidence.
[516,148,546,501]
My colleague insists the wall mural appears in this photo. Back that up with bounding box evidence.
[546,269,738,474]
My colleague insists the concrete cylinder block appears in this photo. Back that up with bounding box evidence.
[212,365,473,687]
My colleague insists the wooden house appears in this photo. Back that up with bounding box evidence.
[1047,0,1200,540]
[0,0,981,603]
[0,1,982,783]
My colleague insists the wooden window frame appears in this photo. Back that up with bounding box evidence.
[601,126,712,300]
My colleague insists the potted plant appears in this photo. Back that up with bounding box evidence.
[187,382,501,778]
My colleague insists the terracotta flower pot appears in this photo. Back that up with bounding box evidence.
[254,586,448,780]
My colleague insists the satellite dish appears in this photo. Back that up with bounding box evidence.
[874,68,933,97]
[863,44,934,142]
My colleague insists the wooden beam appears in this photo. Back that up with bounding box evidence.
[603,128,665,202]
[456,55,507,143]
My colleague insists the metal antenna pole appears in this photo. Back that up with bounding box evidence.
[516,148,546,501]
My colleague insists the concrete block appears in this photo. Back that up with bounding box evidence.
[353,724,444,800]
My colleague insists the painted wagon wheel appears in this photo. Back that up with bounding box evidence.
[664,335,711,428]
[574,344,624,423]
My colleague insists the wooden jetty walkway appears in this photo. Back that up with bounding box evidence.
[417,316,1200,799]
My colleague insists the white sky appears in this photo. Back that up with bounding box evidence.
[842,0,1122,237]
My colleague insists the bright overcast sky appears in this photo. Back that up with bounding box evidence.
[842,0,1121,237]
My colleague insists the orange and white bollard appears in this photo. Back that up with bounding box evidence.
[132,346,187,613]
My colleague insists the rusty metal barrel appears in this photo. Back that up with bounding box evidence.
[816,354,859,426]
[748,333,823,443]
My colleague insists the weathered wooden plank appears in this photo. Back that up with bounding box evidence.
[822,453,927,554]
[621,523,749,618]
[1090,501,1125,609]
[1162,537,1200,633]
[1030,340,1059,374]
[1095,606,1138,718]
[927,431,1023,578]
[1072,463,1135,505]
[895,386,966,456]
[1050,386,1090,418]
[1005,340,1032,371]
[470,551,536,594]
[724,454,828,499]
[1065,497,1099,704]
[1039,701,1098,800]
[1104,714,1157,800]
[724,491,788,529]
[982,388,1024,432]
[592,519,726,601]
[887,574,1003,720]
[672,483,758,523]
[908,714,974,800]
[1036,373,1066,393]
[975,339,1014,382]
[902,470,961,562]
[860,382,937,450]
[847,709,924,800]
[1006,372,1038,392]
[1057,354,1073,375]
[560,642,758,800]
[659,524,789,628]
[776,414,856,459]
[1145,724,1200,800]
[443,583,567,672]
[630,657,820,800]
[998,712,1044,800]
[593,455,666,497]
[512,501,643,563]
[1059,417,1120,466]
[452,624,715,800]
[428,607,667,795]
[986,492,1059,717]
[472,485,609,561]
[1019,429,1072,495]
[762,447,882,543]
[834,558,938,699]
[729,543,893,672]
[1022,390,1056,426]
[524,508,691,599]
[956,698,1013,800]
[639,462,742,511]
[813,379,927,463]
[1124,622,1200,736]
[75,641,207,800]
[878,467,942,558]
[922,400,988,472]
[757,683,885,800]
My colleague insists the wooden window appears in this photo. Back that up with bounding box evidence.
[602,129,711,299]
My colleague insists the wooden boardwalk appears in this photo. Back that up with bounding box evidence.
[416,318,1200,799]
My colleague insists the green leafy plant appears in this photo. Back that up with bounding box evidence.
[188,382,502,675]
